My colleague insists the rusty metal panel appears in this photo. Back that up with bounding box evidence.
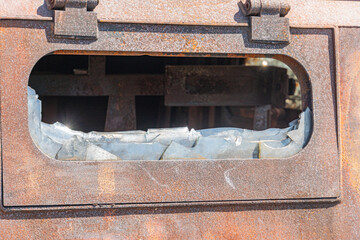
[165,66,288,107]
[0,20,339,209]
[1,0,360,27]
[1,1,360,239]
[250,16,290,43]
[48,0,99,39]
[241,0,291,43]
[53,10,98,39]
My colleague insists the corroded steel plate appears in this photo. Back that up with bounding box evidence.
[0,21,339,209]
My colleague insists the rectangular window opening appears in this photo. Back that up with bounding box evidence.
[28,55,311,161]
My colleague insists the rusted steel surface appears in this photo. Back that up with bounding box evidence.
[0,22,339,207]
[46,0,99,39]
[1,0,360,27]
[0,0,358,239]
[241,0,291,43]
[253,105,271,130]
[165,66,288,107]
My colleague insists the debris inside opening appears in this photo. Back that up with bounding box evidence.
[28,55,310,161]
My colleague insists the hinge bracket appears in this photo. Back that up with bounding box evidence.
[241,0,291,44]
[46,0,99,39]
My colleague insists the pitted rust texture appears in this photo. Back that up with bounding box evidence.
[0,21,338,208]
[0,1,359,239]
[240,0,291,43]
[241,0,291,16]
[165,66,288,107]
[1,0,360,27]
[46,0,99,39]
[46,0,99,10]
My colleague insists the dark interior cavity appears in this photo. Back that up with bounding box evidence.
[29,55,302,133]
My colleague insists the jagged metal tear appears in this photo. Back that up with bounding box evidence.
[28,87,312,161]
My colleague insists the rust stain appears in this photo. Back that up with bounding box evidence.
[181,36,202,52]
[1,5,360,239]
[98,166,116,198]
[145,218,168,240]
[341,52,360,196]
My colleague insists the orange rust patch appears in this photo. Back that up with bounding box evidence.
[98,166,116,199]
[145,218,168,240]
[340,51,360,197]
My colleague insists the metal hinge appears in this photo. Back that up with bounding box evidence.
[46,0,99,39]
[241,0,291,43]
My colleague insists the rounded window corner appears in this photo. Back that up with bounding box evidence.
[27,53,313,162]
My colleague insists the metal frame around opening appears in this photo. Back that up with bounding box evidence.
[0,20,340,210]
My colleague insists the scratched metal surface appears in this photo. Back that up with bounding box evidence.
[0,1,358,239]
